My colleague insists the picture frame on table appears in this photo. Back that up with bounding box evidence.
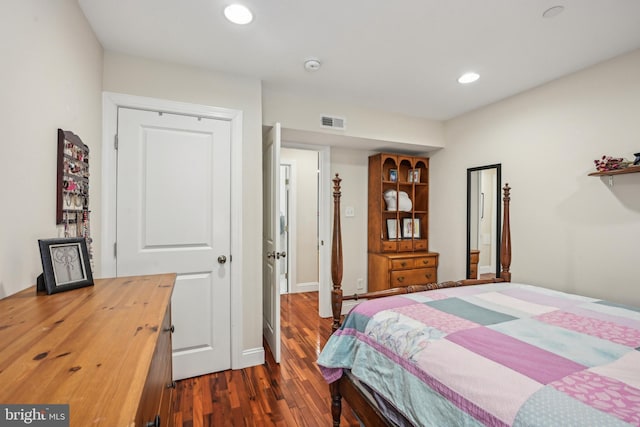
[37,237,94,295]
[402,218,420,239]
[386,219,399,240]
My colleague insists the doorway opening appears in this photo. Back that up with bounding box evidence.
[280,147,320,295]
[262,124,332,365]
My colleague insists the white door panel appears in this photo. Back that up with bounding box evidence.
[143,129,212,247]
[116,107,231,379]
[262,124,281,363]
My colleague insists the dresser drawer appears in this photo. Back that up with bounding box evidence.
[413,256,437,268]
[382,240,397,252]
[389,254,437,270]
[390,268,437,287]
[390,258,412,269]
[413,239,428,250]
[398,240,413,251]
[136,305,174,427]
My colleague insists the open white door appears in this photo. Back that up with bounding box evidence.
[263,123,282,362]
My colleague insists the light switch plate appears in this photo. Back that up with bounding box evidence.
[345,206,355,217]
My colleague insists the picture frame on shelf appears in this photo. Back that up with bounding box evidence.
[37,237,94,295]
[386,219,399,240]
[389,169,397,182]
[412,168,421,183]
[407,169,414,183]
[402,218,420,239]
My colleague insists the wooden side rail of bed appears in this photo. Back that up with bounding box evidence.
[327,173,513,426]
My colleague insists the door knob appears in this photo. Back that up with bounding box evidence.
[266,251,274,259]
[218,255,227,264]
[276,251,287,259]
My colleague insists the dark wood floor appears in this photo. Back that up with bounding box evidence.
[173,292,360,426]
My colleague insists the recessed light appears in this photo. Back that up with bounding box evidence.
[458,72,480,84]
[224,4,253,25]
[542,5,565,18]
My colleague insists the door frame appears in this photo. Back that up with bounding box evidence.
[278,161,295,294]
[101,92,245,368]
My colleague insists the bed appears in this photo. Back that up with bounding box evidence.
[318,174,640,426]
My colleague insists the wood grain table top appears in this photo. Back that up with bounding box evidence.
[0,273,175,426]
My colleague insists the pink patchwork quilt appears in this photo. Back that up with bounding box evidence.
[318,283,640,426]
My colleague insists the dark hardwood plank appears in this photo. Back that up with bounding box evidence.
[173,292,359,426]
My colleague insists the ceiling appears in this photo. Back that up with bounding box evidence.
[79,0,640,121]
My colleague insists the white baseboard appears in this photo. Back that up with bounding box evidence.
[293,281,319,293]
[479,265,493,274]
[237,346,264,369]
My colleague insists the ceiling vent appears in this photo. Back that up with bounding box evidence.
[320,115,346,130]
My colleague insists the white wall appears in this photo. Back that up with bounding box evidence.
[102,51,264,360]
[330,147,375,296]
[263,89,445,150]
[431,49,640,307]
[0,0,103,298]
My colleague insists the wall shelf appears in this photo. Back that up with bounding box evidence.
[588,165,640,177]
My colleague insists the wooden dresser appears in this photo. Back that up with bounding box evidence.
[0,274,176,427]
[368,252,438,292]
[368,153,438,292]
[468,249,480,279]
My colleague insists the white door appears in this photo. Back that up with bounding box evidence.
[263,123,282,363]
[116,107,231,380]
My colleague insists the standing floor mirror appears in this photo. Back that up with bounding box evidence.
[467,164,501,280]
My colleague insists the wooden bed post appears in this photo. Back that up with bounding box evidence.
[330,381,342,427]
[331,174,344,333]
[330,174,344,426]
[500,184,512,282]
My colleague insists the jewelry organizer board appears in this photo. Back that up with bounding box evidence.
[56,128,93,265]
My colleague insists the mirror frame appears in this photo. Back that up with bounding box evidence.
[466,164,502,279]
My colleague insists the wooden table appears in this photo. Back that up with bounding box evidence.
[0,274,176,427]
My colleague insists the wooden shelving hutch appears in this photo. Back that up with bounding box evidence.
[367,153,438,292]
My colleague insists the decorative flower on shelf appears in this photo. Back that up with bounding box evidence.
[593,155,631,172]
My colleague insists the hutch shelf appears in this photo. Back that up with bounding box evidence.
[367,153,438,292]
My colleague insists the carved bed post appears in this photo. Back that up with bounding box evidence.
[330,174,344,426]
[330,381,342,427]
[500,184,512,282]
[331,174,344,333]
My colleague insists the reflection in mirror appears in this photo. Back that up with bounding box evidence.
[467,164,501,280]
